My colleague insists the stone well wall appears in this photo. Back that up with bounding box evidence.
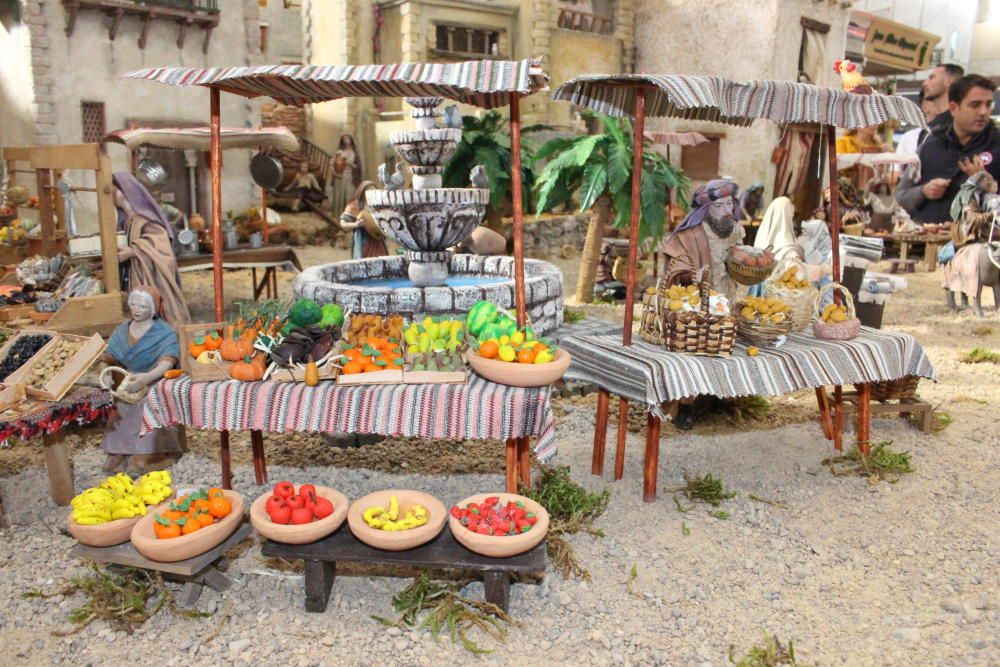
[294,254,564,334]
[501,213,588,259]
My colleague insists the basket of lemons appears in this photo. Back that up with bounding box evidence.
[813,283,861,341]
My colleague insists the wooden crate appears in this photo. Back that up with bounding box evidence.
[0,304,35,322]
[177,322,233,382]
[336,368,403,385]
[0,382,26,412]
[45,292,126,338]
[0,329,60,388]
[22,332,106,402]
[265,356,340,383]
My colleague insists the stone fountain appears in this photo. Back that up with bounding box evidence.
[293,98,565,334]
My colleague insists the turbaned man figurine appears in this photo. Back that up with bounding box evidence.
[658,178,747,303]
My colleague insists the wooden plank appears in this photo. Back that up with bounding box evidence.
[15,144,104,171]
[36,168,56,257]
[262,525,546,574]
[42,432,74,505]
[175,245,303,271]
[95,150,121,294]
[73,522,251,576]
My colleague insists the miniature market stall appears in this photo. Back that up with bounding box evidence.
[1,143,126,336]
[124,59,555,493]
[551,73,934,502]
[104,126,304,298]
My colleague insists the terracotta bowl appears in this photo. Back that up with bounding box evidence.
[67,498,173,548]
[465,348,571,388]
[347,490,446,551]
[130,490,244,562]
[449,493,549,558]
[250,486,349,545]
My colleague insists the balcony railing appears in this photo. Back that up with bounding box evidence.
[141,0,219,13]
[557,8,613,35]
[63,0,221,52]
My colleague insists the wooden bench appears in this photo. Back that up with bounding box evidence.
[72,523,251,606]
[261,527,546,613]
[888,258,917,274]
[824,390,933,434]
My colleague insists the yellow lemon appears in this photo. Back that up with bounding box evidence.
[740,306,756,321]
[499,335,510,346]
[669,300,684,311]
[747,346,760,357]
[534,350,554,364]
[511,331,525,346]
[829,310,848,323]
[498,345,516,362]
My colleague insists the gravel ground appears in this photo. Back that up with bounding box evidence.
[0,247,998,666]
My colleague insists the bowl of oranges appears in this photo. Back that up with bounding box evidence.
[130,488,243,562]
[466,331,570,387]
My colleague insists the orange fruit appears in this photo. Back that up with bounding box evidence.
[343,360,364,374]
[180,519,202,535]
[194,511,215,527]
[517,348,536,364]
[479,341,499,359]
[208,496,232,519]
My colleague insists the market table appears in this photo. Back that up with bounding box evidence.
[893,232,951,272]
[561,328,935,501]
[141,376,556,492]
[176,245,303,300]
[0,387,114,508]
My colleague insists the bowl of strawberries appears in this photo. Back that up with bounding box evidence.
[250,481,348,545]
[449,493,548,558]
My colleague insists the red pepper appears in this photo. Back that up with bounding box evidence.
[484,496,500,507]
[450,506,462,519]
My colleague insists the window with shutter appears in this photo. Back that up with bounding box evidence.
[81,101,106,144]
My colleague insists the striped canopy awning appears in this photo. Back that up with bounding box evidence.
[122,59,549,109]
[104,126,300,152]
[552,73,927,130]
[643,130,708,146]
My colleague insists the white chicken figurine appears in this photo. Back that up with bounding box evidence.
[834,60,873,95]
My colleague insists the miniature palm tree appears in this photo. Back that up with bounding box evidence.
[534,113,688,303]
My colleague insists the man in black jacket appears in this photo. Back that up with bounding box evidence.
[896,74,1000,223]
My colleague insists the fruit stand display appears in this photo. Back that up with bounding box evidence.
[550,72,934,501]
[2,143,126,337]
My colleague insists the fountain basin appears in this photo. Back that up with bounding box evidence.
[293,254,564,335]
[367,188,488,252]
[390,128,463,166]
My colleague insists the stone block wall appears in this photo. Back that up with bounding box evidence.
[294,254,564,334]
[501,213,588,259]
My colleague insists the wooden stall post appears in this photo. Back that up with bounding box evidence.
[591,388,610,475]
[826,126,842,284]
[210,87,225,323]
[96,149,122,293]
[36,167,56,256]
[509,94,527,328]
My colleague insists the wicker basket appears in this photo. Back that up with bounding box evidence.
[725,256,777,286]
[639,271,736,356]
[812,283,861,341]
[763,257,818,332]
[733,301,793,347]
[867,376,920,401]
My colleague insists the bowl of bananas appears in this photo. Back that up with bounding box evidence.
[66,471,174,547]
[347,490,446,551]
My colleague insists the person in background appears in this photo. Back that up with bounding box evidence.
[331,135,362,221]
[740,181,765,221]
[896,91,933,157]
[922,63,966,136]
[748,196,797,296]
[895,74,1000,224]
[112,173,190,325]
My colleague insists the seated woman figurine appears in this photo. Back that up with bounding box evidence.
[101,286,183,474]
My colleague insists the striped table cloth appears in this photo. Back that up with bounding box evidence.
[561,328,935,419]
[141,376,557,462]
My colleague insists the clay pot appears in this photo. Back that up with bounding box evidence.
[67,497,173,548]
[465,348,571,388]
[449,493,549,558]
[347,490,446,551]
[250,486,348,545]
[130,490,244,562]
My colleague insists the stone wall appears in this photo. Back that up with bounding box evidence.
[294,254,564,334]
[501,213,588,259]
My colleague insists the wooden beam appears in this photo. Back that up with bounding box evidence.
[107,8,124,41]
[65,1,79,36]
[8,144,102,170]
[96,149,121,294]
[801,17,831,33]
[36,168,56,256]
[209,87,225,322]
[177,20,191,50]
[202,24,214,54]
[509,93,527,328]
[138,13,151,49]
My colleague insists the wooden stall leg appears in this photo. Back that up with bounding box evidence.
[42,433,74,506]
[815,387,833,440]
[592,388,610,476]
[220,430,232,490]
[252,267,259,299]
[643,413,661,503]
[250,430,268,485]
[833,386,844,452]
[517,437,531,490]
[180,580,204,607]
[304,560,336,613]
[505,439,517,493]
[270,268,278,298]
[614,398,629,481]
[483,571,511,613]
[856,382,872,456]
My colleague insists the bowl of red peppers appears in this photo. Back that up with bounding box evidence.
[448,493,549,558]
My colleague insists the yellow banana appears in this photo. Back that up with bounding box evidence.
[72,514,110,525]
[387,496,399,521]
[363,506,385,525]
